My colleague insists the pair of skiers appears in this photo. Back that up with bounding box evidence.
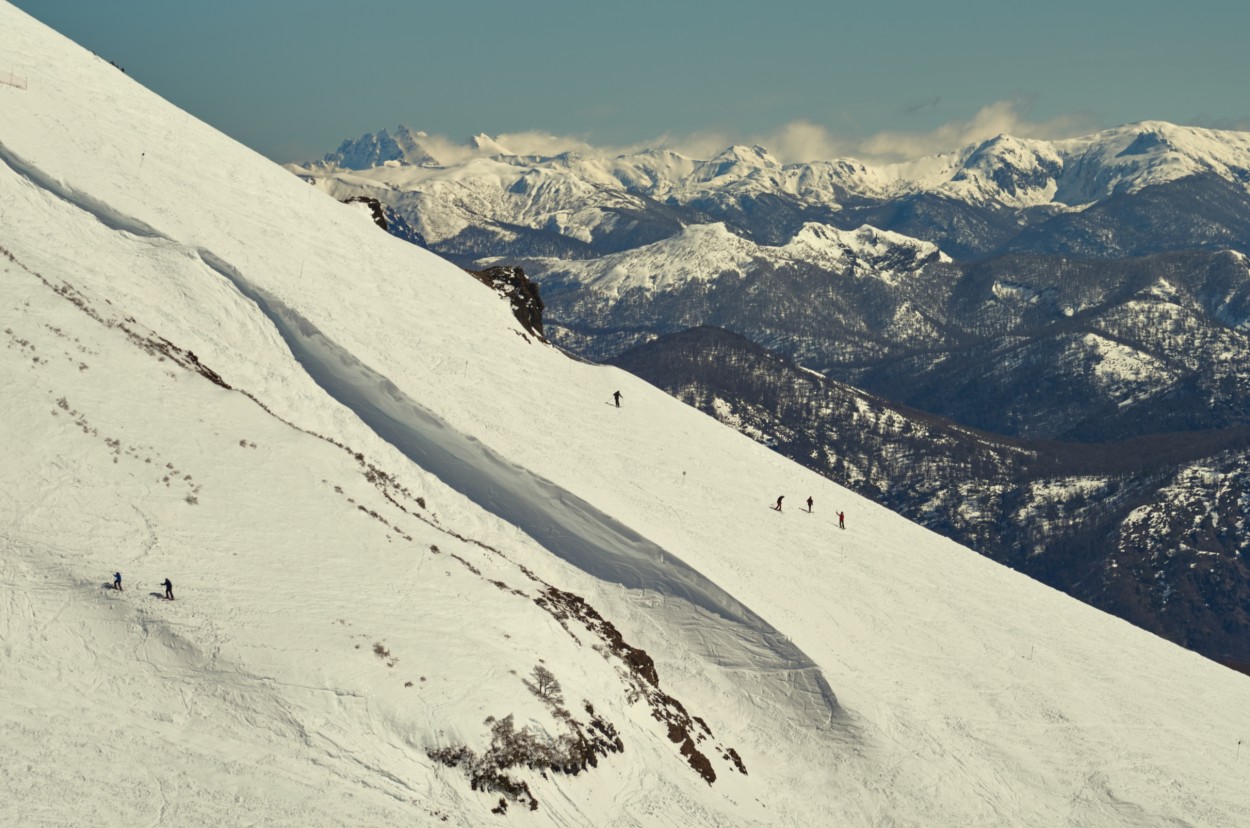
[774,495,815,513]
[111,572,173,599]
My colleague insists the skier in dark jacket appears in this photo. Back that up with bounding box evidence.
[613,390,622,408]
[162,578,174,600]
[113,572,122,591]
[806,496,813,512]
[774,495,784,511]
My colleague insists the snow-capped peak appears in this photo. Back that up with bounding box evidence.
[773,223,950,283]
[944,134,1064,205]
[1051,121,1250,202]
[534,220,950,298]
[318,124,441,170]
[689,144,781,184]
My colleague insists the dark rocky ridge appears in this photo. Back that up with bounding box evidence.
[468,265,546,342]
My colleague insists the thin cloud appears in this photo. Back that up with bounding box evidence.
[855,101,1098,164]
[756,120,847,164]
[653,103,1096,164]
[397,101,1100,167]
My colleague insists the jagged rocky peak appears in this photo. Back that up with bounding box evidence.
[320,124,440,170]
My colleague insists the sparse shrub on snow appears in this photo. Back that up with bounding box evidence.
[523,665,563,705]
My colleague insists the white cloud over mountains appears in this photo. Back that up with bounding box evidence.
[399,101,1101,166]
[854,100,1097,163]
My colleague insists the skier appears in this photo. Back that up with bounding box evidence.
[162,578,174,601]
[837,511,845,529]
[613,390,622,408]
[806,496,814,513]
[113,571,122,591]
[774,495,784,512]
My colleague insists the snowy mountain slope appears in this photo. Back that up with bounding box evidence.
[609,326,1250,667]
[5,3,1250,826]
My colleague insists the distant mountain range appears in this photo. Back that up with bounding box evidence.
[292,121,1250,669]
[297,121,1250,260]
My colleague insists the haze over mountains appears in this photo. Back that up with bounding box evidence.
[295,120,1250,670]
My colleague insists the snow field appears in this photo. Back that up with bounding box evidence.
[1,251,763,826]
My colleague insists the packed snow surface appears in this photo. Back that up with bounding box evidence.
[3,3,1250,826]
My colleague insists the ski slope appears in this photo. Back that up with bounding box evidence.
[3,3,1250,825]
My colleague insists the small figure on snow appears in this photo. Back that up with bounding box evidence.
[806,496,814,513]
[113,571,123,591]
[837,511,845,530]
[613,390,622,408]
[162,578,174,601]
[773,495,784,512]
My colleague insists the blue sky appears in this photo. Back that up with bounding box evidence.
[13,0,1250,163]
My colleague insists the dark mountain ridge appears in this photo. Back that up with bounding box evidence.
[542,247,1250,441]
